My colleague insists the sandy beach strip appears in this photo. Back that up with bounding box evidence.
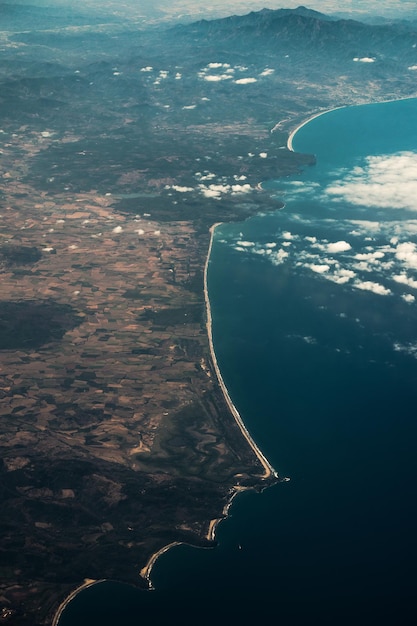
[205,486,246,541]
[139,541,182,587]
[52,578,105,626]
[204,223,277,481]
[287,106,346,151]
[287,96,417,152]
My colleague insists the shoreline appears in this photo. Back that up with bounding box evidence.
[204,223,278,481]
[52,579,105,626]
[139,541,182,587]
[137,221,278,592]
[287,95,417,152]
[287,105,346,151]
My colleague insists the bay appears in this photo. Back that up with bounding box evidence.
[59,98,417,625]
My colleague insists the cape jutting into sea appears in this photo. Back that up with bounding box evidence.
[59,97,417,626]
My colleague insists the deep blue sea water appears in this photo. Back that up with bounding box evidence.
[59,98,417,626]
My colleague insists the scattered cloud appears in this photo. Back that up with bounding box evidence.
[325,240,352,253]
[394,341,417,357]
[392,273,417,289]
[199,182,252,198]
[353,57,376,63]
[207,62,229,69]
[394,241,417,269]
[203,74,233,82]
[171,185,194,192]
[327,268,356,284]
[236,241,255,247]
[282,231,297,240]
[308,263,330,274]
[235,77,257,84]
[353,280,392,295]
[325,152,417,210]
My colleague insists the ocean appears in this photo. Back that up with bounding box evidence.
[59,98,417,625]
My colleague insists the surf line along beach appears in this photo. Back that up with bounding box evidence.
[204,223,278,484]
[287,106,346,152]
[139,222,280,588]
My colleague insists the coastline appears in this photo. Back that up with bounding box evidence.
[139,542,182,588]
[52,579,105,626]
[204,223,278,481]
[136,221,278,593]
[287,95,417,152]
[287,105,346,151]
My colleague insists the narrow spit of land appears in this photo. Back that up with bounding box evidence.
[203,224,277,482]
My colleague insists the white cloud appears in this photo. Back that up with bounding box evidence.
[195,172,216,181]
[392,273,417,289]
[271,249,289,265]
[327,268,356,284]
[260,68,275,76]
[395,241,417,269]
[259,152,268,158]
[308,263,330,274]
[326,240,352,253]
[325,152,417,210]
[203,74,233,82]
[231,184,252,194]
[353,250,384,261]
[207,62,229,69]
[182,105,196,110]
[199,183,231,198]
[408,65,417,70]
[402,293,415,303]
[200,188,221,198]
[349,220,381,231]
[354,280,392,295]
[112,226,123,233]
[172,185,194,192]
[394,341,417,356]
[352,260,373,272]
[235,77,257,84]
[236,241,255,247]
[282,231,296,240]
[353,57,376,63]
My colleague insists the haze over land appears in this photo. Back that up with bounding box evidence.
[6,0,417,22]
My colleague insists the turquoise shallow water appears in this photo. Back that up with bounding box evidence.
[60,98,417,625]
